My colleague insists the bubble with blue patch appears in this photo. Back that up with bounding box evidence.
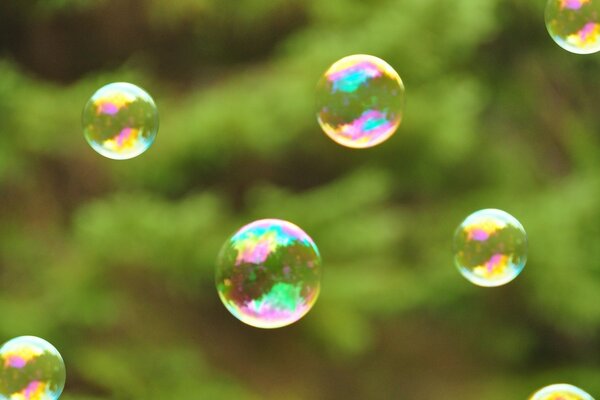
[216,219,322,329]
[0,336,66,400]
[453,209,527,287]
[546,0,600,54]
[316,54,405,148]
[530,384,594,400]
[82,82,159,160]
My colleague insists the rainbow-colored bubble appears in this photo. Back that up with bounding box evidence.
[216,219,322,329]
[82,82,159,160]
[453,209,527,287]
[316,54,405,149]
[545,0,600,54]
[530,384,594,400]
[0,336,66,400]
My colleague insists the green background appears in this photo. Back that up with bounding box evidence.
[0,0,599,398]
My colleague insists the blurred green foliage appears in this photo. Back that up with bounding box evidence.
[1,0,600,398]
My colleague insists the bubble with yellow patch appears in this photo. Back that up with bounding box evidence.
[316,54,405,149]
[546,0,600,54]
[453,209,527,287]
[82,82,159,160]
[216,219,322,329]
[0,336,66,400]
[530,384,594,400]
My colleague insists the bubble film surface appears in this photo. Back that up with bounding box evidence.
[453,209,527,287]
[0,336,66,400]
[82,82,159,160]
[316,54,405,149]
[530,384,595,400]
[216,219,322,329]
[545,0,600,54]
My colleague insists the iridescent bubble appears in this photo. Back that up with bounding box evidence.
[82,82,159,160]
[530,384,594,400]
[545,0,600,54]
[453,209,527,287]
[316,54,405,149]
[216,219,322,329]
[0,336,66,400]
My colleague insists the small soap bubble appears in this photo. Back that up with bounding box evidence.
[545,0,600,54]
[0,336,66,400]
[453,209,527,287]
[82,82,159,160]
[216,219,322,329]
[530,384,594,400]
[316,54,405,149]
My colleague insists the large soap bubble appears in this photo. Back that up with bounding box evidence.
[216,219,322,328]
[316,54,405,148]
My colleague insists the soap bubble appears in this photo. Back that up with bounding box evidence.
[453,209,527,287]
[0,336,66,400]
[82,82,159,160]
[545,0,600,54]
[316,54,405,149]
[216,219,322,329]
[530,384,594,400]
